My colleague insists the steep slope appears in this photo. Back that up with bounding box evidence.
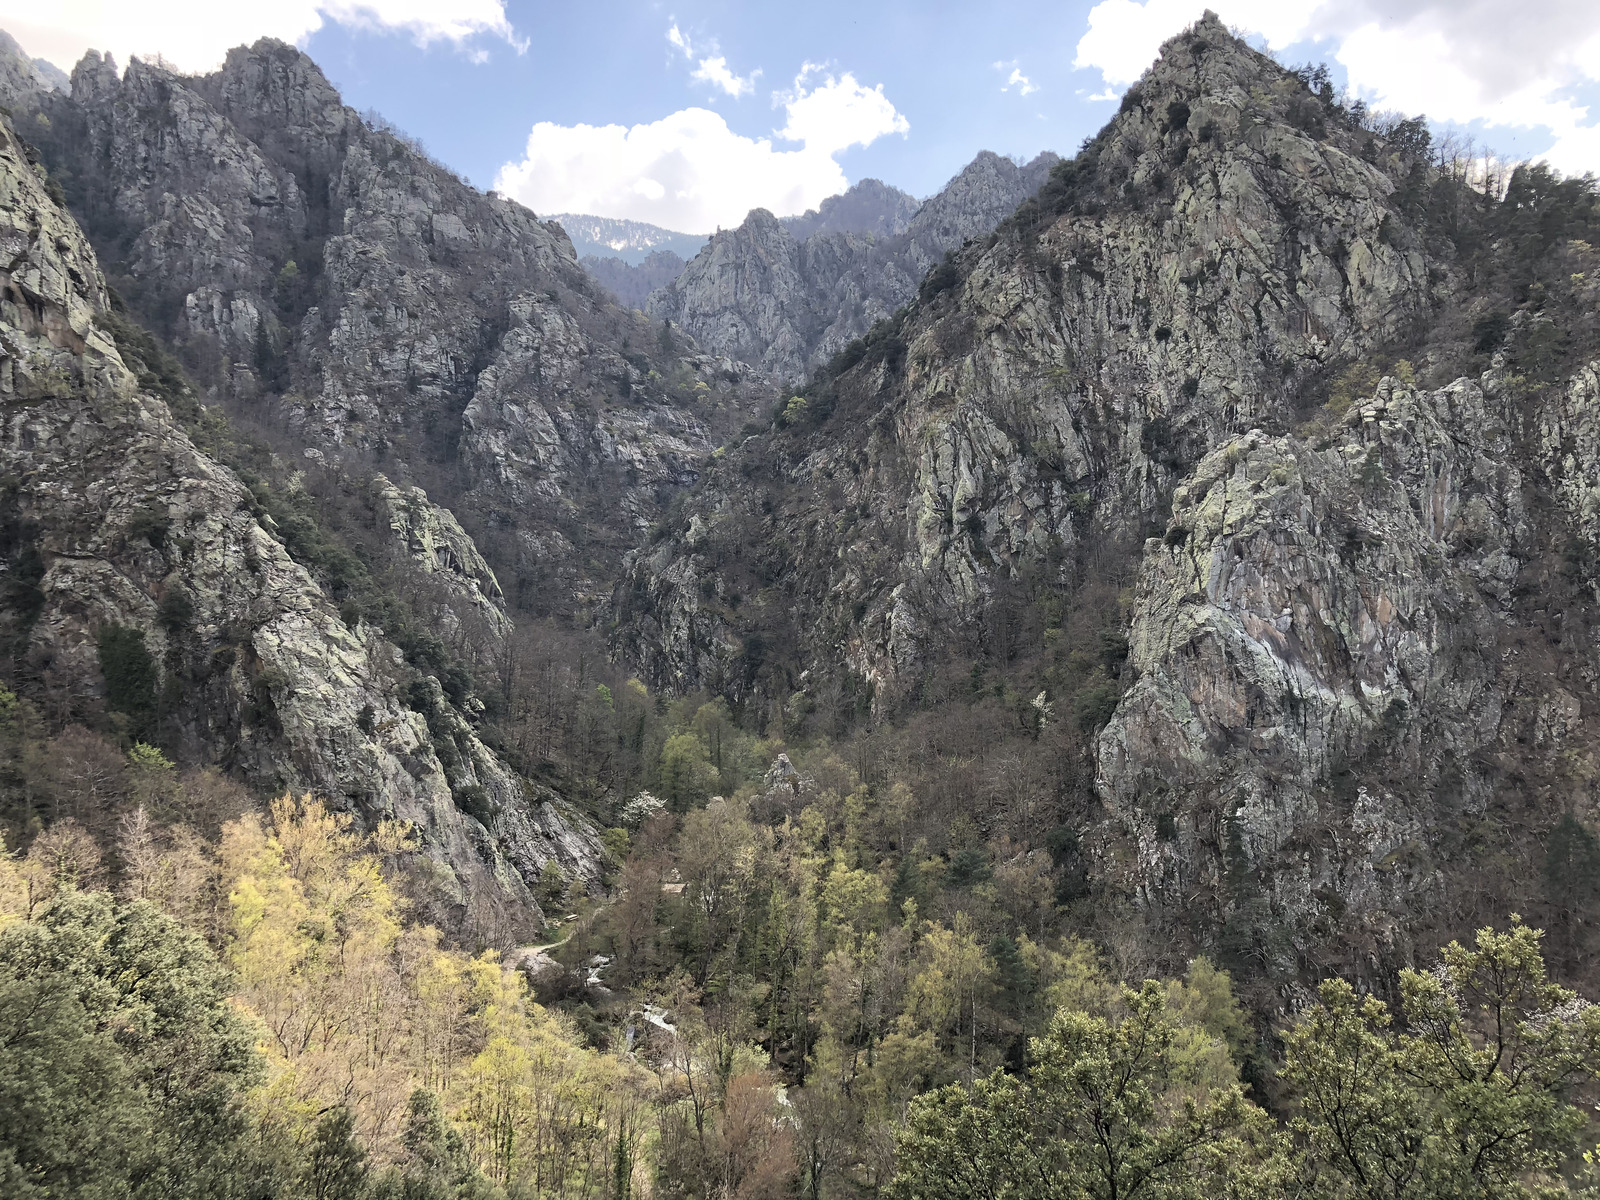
[1098,374,1535,972]
[0,109,599,941]
[22,40,767,612]
[648,151,1058,380]
[782,177,920,240]
[581,249,687,311]
[547,213,708,263]
[615,15,1600,976]
[622,19,1430,702]
[0,30,64,101]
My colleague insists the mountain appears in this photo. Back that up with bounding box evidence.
[25,41,768,613]
[0,105,601,940]
[581,249,688,311]
[0,29,65,100]
[782,177,921,240]
[648,149,1059,380]
[572,182,922,313]
[0,36,768,938]
[547,213,709,264]
[615,13,1600,976]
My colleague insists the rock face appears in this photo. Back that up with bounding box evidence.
[1094,342,1600,971]
[622,20,1432,702]
[0,108,597,939]
[581,250,687,311]
[370,474,512,654]
[25,38,766,610]
[1096,375,1533,960]
[0,31,65,102]
[782,177,921,241]
[648,151,1059,380]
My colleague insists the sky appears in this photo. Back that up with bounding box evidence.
[6,1,1600,235]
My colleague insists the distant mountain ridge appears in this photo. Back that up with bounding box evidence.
[782,177,921,240]
[547,213,708,265]
[0,29,66,99]
[581,250,688,311]
[648,149,1060,379]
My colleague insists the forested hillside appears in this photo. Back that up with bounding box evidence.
[8,695,1600,1198]
[4,7,1600,1198]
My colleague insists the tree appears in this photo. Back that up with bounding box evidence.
[676,797,758,978]
[901,913,994,1077]
[304,1108,370,1200]
[0,971,147,1198]
[1285,921,1600,1200]
[19,819,103,916]
[658,732,719,811]
[0,891,274,1199]
[892,981,1281,1200]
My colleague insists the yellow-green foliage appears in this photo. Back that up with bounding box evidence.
[1326,360,1382,415]
[224,794,650,1192]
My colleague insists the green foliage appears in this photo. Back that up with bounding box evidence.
[97,623,158,737]
[778,395,809,428]
[0,892,274,1199]
[892,982,1280,1200]
[918,254,961,302]
[1284,921,1600,1199]
[304,1108,369,1200]
[158,584,196,633]
[538,861,569,910]
[658,731,719,811]
[374,1088,495,1200]
[1546,813,1600,915]
[127,506,170,550]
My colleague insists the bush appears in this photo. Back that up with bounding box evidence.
[125,507,169,550]
[157,585,195,633]
[97,624,157,736]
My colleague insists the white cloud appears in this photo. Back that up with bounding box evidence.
[995,60,1038,96]
[0,0,520,75]
[1072,0,1600,174]
[691,56,757,98]
[1073,0,1315,87]
[777,66,909,154]
[667,24,758,98]
[495,67,910,233]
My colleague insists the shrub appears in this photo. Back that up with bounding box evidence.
[97,624,157,736]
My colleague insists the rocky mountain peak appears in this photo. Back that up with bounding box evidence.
[649,148,1063,380]
[202,37,355,156]
[622,8,1440,705]
[68,49,120,103]
[784,177,920,240]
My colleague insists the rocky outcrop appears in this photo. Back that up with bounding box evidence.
[782,177,920,240]
[648,151,1059,380]
[621,18,1433,703]
[23,38,769,612]
[1095,371,1550,962]
[0,109,598,939]
[370,474,512,653]
[581,250,687,311]
[1536,359,1600,558]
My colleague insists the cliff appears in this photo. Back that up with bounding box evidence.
[648,151,1059,380]
[0,110,601,940]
